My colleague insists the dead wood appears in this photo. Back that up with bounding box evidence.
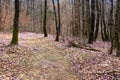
[68,40,100,52]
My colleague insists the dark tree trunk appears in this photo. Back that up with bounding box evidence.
[101,24,105,41]
[101,0,109,41]
[52,0,58,40]
[0,0,1,30]
[108,0,114,41]
[43,0,48,37]
[10,0,20,45]
[115,0,120,56]
[110,0,120,57]
[55,0,61,41]
[88,0,95,44]
[82,0,85,36]
[85,0,91,38]
[108,0,114,54]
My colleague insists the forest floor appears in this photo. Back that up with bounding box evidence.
[0,32,120,80]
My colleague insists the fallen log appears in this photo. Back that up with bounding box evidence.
[68,40,100,52]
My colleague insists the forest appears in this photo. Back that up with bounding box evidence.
[0,0,120,79]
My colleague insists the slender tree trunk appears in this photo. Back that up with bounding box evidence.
[52,0,58,40]
[85,0,90,38]
[108,0,114,41]
[108,0,114,54]
[55,0,61,41]
[72,0,75,36]
[82,0,85,37]
[43,0,48,37]
[10,0,20,45]
[0,0,2,30]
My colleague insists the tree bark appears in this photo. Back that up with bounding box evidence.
[10,0,20,45]
[82,0,85,36]
[43,0,48,37]
[55,0,61,41]
[73,0,81,37]
[88,0,95,44]
[108,0,114,54]
[94,0,100,41]
[115,0,120,56]
[101,0,109,41]
[85,0,91,38]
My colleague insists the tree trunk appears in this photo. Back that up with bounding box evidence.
[43,0,48,37]
[115,0,120,57]
[52,0,58,40]
[82,0,85,36]
[55,0,61,41]
[10,0,20,45]
[94,0,100,41]
[108,0,114,54]
[101,0,109,41]
[88,0,95,44]
[0,0,2,30]
[85,0,91,38]
[73,0,81,37]
[108,0,114,42]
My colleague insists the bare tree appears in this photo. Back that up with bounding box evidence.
[55,0,61,41]
[43,0,48,37]
[108,0,114,54]
[52,0,58,40]
[10,0,20,45]
[115,0,120,56]
[88,0,95,44]
[94,0,100,41]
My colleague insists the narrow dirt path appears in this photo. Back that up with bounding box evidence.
[22,34,81,80]
[0,33,81,80]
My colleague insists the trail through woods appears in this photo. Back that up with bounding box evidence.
[0,32,120,80]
